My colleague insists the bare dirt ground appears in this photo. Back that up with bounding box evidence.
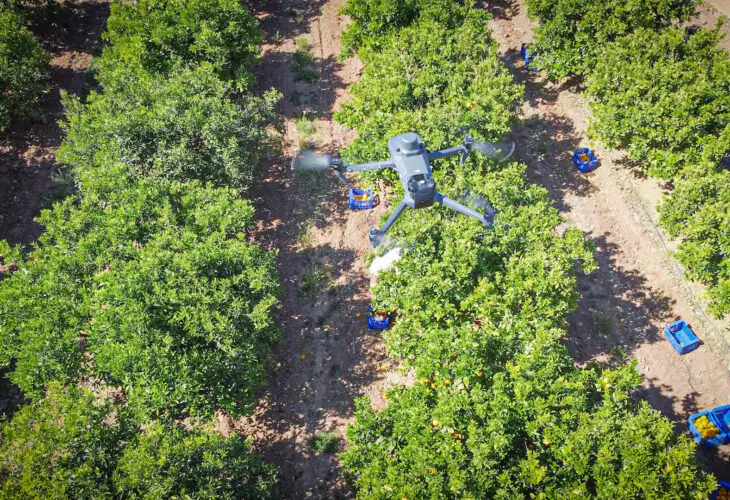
[486,0,730,478]
[244,1,396,497]
[0,0,109,246]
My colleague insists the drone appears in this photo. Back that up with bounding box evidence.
[291,132,514,247]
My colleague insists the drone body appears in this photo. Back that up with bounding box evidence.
[388,133,437,209]
[291,132,514,247]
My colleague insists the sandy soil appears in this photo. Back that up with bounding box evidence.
[243,1,395,497]
[0,1,109,246]
[486,0,730,478]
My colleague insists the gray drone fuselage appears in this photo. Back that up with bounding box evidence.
[388,133,437,210]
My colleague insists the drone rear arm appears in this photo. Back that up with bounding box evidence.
[428,146,465,162]
[343,160,396,172]
[434,191,492,227]
[368,200,408,247]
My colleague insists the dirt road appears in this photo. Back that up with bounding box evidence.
[244,1,394,497]
[486,0,730,476]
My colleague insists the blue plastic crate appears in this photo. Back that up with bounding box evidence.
[367,306,390,331]
[711,480,730,500]
[663,319,700,355]
[348,188,374,210]
[520,42,539,72]
[711,404,730,435]
[572,148,599,173]
[689,411,727,448]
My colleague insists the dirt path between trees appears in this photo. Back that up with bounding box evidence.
[0,1,109,246]
[487,0,730,477]
[244,1,395,497]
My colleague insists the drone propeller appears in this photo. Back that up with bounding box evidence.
[471,140,515,162]
[291,150,335,171]
[291,150,348,184]
[456,191,497,225]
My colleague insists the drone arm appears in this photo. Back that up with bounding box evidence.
[342,160,396,172]
[369,200,408,247]
[434,191,492,228]
[428,146,465,162]
[381,200,408,234]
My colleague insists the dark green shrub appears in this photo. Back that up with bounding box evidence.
[586,26,730,180]
[339,0,469,58]
[114,421,277,499]
[0,382,131,499]
[659,166,730,316]
[102,0,262,88]
[0,178,280,418]
[58,62,280,191]
[0,382,277,499]
[525,0,697,79]
[309,432,340,454]
[0,9,49,130]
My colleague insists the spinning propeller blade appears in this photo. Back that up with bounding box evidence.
[291,150,335,171]
[456,191,497,225]
[472,141,515,162]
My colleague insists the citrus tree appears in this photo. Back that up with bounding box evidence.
[0,177,280,418]
[585,26,730,181]
[0,0,281,496]
[0,9,48,130]
[102,0,261,89]
[0,382,277,499]
[58,61,280,191]
[525,0,697,78]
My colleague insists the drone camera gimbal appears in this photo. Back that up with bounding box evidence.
[291,132,513,247]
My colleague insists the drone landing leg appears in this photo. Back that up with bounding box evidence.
[369,200,407,247]
[434,191,491,227]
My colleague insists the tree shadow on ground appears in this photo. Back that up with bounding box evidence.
[258,52,345,122]
[483,0,517,21]
[246,155,385,497]
[23,1,110,55]
[564,233,675,363]
[247,2,383,495]
[613,155,676,198]
[243,245,382,498]
[515,112,596,211]
[634,376,698,433]
[251,0,329,44]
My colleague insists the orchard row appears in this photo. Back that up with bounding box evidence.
[0,0,282,497]
[527,0,730,317]
[335,1,715,498]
